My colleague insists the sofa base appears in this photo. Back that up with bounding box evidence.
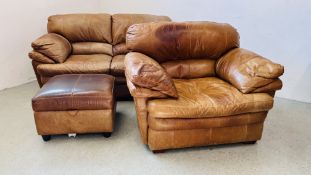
[147,122,264,151]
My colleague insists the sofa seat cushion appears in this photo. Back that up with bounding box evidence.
[37,54,112,76]
[110,55,125,76]
[32,74,115,112]
[147,77,273,118]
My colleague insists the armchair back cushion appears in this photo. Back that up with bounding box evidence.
[126,21,239,62]
[48,14,112,43]
[161,59,216,79]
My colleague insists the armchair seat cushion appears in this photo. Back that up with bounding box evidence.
[147,77,274,119]
[37,54,112,76]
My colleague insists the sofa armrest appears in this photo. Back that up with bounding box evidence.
[28,51,55,64]
[30,33,72,63]
[216,48,284,93]
[124,52,178,98]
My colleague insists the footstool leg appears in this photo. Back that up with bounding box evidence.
[102,132,112,138]
[42,135,51,142]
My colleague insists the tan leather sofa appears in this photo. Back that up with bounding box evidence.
[124,21,284,152]
[29,13,171,98]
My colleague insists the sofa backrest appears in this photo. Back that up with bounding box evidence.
[111,14,171,55]
[47,13,171,57]
[48,14,112,43]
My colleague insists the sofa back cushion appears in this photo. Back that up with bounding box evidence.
[72,42,113,56]
[112,14,171,55]
[161,59,216,79]
[126,21,240,62]
[48,13,112,43]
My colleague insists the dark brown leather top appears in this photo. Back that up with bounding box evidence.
[32,74,115,112]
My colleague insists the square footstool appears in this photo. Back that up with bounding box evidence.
[32,74,115,141]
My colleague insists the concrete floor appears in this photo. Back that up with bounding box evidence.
[0,81,310,175]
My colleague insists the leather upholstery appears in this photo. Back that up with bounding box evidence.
[112,14,171,45]
[126,21,239,62]
[161,59,216,78]
[72,42,112,56]
[48,14,112,43]
[124,21,284,151]
[113,43,130,55]
[148,77,273,118]
[125,52,178,98]
[149,111,267,131]
[34,109,114,135]
[29,51,55,64]
[37,54,111,76]
[110,55,125,76]
[31,33,72,63]
[148,123,263,150]
[32,74,115,112]
[216,48,284,93]
[30,13,168,99]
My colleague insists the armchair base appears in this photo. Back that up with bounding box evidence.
[147,122,264,151]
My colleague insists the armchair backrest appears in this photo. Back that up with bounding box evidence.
[126,21,240,78]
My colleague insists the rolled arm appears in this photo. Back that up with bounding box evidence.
[124,52,178,98]
[216,48,284,93]
[29,33,72,63]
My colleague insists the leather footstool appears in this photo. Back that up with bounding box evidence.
[32,74,115,141]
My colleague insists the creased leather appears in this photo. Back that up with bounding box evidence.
[32,74,115,112]
[34,109,114,135]
[216,48,284,93]
[31,33,72,63]
[37,54,112,76]
[125,52,178,98]
[148,77,274,118]
[126,79,167,98]
[48,14,112,43]
[72,42,112,56]
[161,59,215,78]
[29,51,55,64]
[112,14,171,45]
[126,21,239,62]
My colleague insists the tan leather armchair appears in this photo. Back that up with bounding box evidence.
[28,13,171,98]
[124,21,284,152]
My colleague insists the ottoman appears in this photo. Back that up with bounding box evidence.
[32,74,116,141]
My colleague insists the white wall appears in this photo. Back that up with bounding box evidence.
[0,0,310,103]
[0,0,102,90]
[100,0,311,103]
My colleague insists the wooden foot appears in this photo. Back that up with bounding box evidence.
[102,132,112,138]
[243,141,257,144]
[42,135,51,142]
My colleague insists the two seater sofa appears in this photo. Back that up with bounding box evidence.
[28,13,171,98]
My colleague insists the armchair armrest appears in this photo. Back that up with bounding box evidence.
[216,48,284,93]
[29,33,72,63]
[124,52,178,98]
